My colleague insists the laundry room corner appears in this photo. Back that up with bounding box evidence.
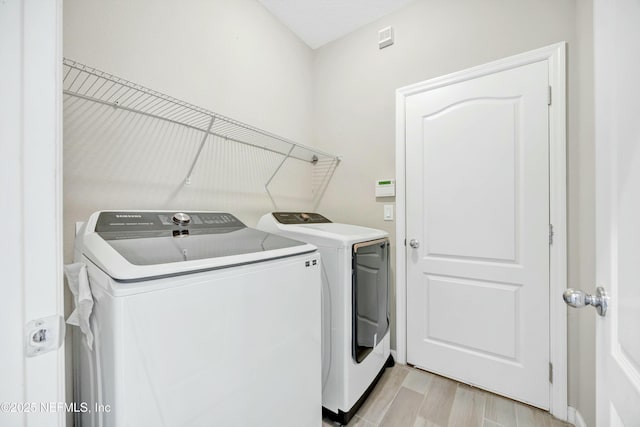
[310,0,595,425]
[62,0,320,259]
[62,1,321,424]
[54,0,603,425]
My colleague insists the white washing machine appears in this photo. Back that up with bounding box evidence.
[72,210,322,427]
[257,212,393,425]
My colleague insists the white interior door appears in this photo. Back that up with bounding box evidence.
[405,59,551,409]
[0,1,65,427]
[594,0,640,424]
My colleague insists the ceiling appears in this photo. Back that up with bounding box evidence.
[258,0,415,49]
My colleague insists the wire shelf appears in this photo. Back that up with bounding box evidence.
[62,58,340,209]
[62,58,340,165]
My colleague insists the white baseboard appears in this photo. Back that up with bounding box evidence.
[390,349,398,362]
[567,406,587,427]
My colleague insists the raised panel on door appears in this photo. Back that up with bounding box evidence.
[423,98,519,263]
[424,275,520,360]
[406,60,550,409]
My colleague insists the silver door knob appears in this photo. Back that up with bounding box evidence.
[409,239,420,249]
[563,287,609,317]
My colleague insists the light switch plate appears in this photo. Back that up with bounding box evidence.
[384,205,394,221]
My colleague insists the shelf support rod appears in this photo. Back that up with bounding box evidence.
[184,116,215,185]
[265,145,295,210]
[312,157,340,211]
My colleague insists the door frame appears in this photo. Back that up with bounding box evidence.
[0,1,65,426]
[394,43,567,420]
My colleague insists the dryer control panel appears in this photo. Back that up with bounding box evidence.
[272,212,332,224]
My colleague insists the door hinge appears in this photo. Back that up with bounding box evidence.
[547,86,552,105]
[549,362,554,383]
[549,224,554,245]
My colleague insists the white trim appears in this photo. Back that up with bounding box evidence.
[546,42,569,422]
[568,406,588,427]
[390,349,398,363]
[0,0,28,415]
[21,1,65,426]
[55,1,66,424]
[394,42,568,420]
[395,87,408,365]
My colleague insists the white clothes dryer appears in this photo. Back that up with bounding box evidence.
[257,212,393,425]
[72,210,321,427]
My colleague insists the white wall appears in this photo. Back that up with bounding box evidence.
[571,0,596,423]
[63,0,316,263]
[312,0,594,424]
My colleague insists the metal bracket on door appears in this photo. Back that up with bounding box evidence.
[25,315,65,357]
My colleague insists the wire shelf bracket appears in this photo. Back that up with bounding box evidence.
[184,116,216,185]
[62,58,341,207]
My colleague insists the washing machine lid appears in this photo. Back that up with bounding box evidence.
[260,212,388,247]
[79,211,316,281]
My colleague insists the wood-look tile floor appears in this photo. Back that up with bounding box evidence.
[322,364,572,427]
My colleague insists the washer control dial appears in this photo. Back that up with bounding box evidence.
[172,212,191,226]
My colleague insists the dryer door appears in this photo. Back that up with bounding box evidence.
[352,239,390,363]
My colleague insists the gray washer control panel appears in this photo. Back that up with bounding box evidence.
[95,211,245,239]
